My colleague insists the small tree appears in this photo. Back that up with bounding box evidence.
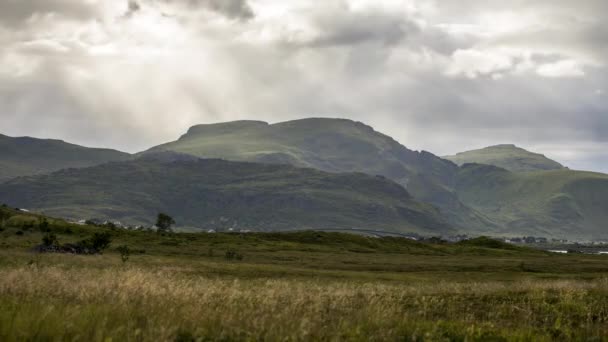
[156,213,175,233]
[117,245,131,263]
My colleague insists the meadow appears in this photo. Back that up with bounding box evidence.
[1,208,608,341]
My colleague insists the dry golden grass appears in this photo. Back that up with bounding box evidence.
[1,264,608,341]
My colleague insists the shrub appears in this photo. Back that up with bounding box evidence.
[117,245,131,263]
[42,233,58,247]
[80,232,112,252]
[174,330,196,342]
[15,230,24,236]
[38,218,50,232]
[85,219,99,226]
[225,250,236,260]
[225,249,244,261]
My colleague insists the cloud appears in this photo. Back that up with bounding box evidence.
[148,0,254,20]
[0,0,606,172]
[536,60,585,78]
[0,0,97,28]
[124,1,141,18]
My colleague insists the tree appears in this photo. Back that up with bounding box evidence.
[156,213,175,233]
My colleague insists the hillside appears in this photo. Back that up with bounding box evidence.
[0,134,131,182]
[455,163,608,239]
[144,118,493,230]
[444,144,566,172]
[0,153,452,234]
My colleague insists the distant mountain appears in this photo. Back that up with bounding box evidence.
[0,153,453,235]
[444,144,566,172]
[455,163,608,239]
[0,134,131,182]
[144,118,492,230]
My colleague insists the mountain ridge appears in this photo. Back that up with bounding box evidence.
[0,133,131,183]
[145,117,492,231]
[0,152,453,234]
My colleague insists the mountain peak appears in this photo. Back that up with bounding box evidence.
[487,144,518,149]
[445,144,565,172]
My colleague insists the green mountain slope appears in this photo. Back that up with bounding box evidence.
[145,118,493,230]
[0,134,131,182]
[444,144,566,172]
[455,163,608,239]
[0,153,453,234]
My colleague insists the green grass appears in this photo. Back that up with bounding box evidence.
[2,208,608,340]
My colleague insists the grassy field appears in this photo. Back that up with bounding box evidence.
[2,208,608,341]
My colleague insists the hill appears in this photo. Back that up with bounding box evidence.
[0,134,131,182]
[444,144,566,172]
[144,118,493,230]
[0,153,453,234]
[455,163,608,239]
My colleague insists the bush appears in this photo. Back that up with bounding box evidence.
[80,232,112,252]
[225,250,236,260]
[225,249,244,261]
[42,233,58,247]
[15,230,24,236]
[116,245,130,263]
[38,218,50,232]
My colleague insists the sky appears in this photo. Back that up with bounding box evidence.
[0,0,607,172]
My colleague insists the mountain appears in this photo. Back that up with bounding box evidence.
[144,118,493,230]
[444,144,566,172]
[455,163,608,239]
[0,134,131,182]
[0,153,453,234]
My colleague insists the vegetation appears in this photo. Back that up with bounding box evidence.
[143,118,486,231]
[156,213,176,233]
[0,155,451,234]
[3,120,606,240]
[0,133,130,183]
[116,245,130,263]
[455,164,608,239]
[2,207,608,340]
[444,144,566,172]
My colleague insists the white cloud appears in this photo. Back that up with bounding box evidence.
[536,59,585,78]
[445,48,515,78]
